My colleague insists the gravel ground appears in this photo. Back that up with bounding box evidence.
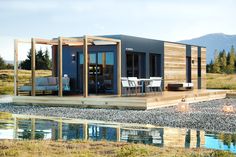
[0,98,236,133]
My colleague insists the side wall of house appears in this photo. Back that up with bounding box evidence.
[164,42,186,89]
[191,46,198,88]
[201,47,207,89]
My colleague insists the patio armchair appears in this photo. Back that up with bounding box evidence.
[146,77,162,94]
[121,77,130,96]
[128,77,142,95]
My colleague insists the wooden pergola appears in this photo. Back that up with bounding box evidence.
[14,35,122,97]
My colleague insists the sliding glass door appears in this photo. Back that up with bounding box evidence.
[79,51,114,94]
[149,54,161,77]
[126,53,141,77]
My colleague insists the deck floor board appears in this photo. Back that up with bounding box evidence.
[12,90,229,110]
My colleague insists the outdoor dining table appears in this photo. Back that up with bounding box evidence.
[137,78,152,95]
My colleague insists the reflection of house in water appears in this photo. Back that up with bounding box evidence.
[163,128,205,148]
[121,128,164,146]
[3,115,205,148]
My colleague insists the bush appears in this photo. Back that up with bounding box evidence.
[116,145,148,157]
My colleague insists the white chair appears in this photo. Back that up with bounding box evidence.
[146,77,162,94]
[121,77,130,96]
[128,77,142,95]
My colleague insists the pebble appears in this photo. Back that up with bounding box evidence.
[0,98,236,133]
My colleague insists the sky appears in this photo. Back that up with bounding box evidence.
[0,0,236,61]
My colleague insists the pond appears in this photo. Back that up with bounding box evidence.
[0,112,236,154]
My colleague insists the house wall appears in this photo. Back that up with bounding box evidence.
[52,35,207,93]
[108,35,164,78]
[163,42,186,89]
[191,46,198,88]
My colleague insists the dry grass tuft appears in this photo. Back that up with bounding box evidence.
[0,70,51,95]
[207,73,236,90]
[0,140,233,157]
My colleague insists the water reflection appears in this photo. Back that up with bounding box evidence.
[0,113,236,153]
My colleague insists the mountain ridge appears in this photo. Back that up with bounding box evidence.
[178,33,236,63]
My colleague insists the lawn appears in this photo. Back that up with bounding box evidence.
[0,70,51,95]
[0,70,236,95]
[0,140,233,157]
[207,73,236,90]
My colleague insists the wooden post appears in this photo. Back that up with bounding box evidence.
[14,40,19,96]
[116,127,121,142]
[58,37,63,97]
[31,38,36,96]
[51,46,57,77]
[13,117,18,139]
[83,122,88,140]
[31,118,35,140]
[83,36,88,97]
[58,118,63,140]
[117,41,121,96]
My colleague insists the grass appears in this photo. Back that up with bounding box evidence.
[0,140,234,157]
[207,73,236,90]
[0,70,51,95]
[0,70,236,95]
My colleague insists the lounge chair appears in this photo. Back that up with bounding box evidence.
[128,77,142,95]
[146,77,162,94]
[121,77,130,96]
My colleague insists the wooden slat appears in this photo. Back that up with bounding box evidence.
[201,48,207,89]
[191,46,198,88]
[164,42,186,89]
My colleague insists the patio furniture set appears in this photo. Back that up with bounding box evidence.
[121,77,162,96]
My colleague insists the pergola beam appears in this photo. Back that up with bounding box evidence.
[87,35,121,43]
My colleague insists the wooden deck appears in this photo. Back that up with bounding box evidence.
[11,90,230,110]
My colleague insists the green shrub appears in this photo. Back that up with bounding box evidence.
[208,150,234,157]
[116,145,148,157]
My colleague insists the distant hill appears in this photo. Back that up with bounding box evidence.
[179,33,236,63]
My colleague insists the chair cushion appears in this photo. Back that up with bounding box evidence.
[19,86,32,91]
[48,77,57,85]
[36,77,48,86]
[46,86,58,91]
[19,86,47,91]
[35,86,47,91]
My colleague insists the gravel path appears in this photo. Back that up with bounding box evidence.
[0,98,236,133]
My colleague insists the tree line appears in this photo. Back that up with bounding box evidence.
[19,49,51,70]
[0,55,14,70]
[0,49,51,70]
[207,46,236,74]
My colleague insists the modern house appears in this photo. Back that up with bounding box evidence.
[52,35,206,94]
[14,35,206,98]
